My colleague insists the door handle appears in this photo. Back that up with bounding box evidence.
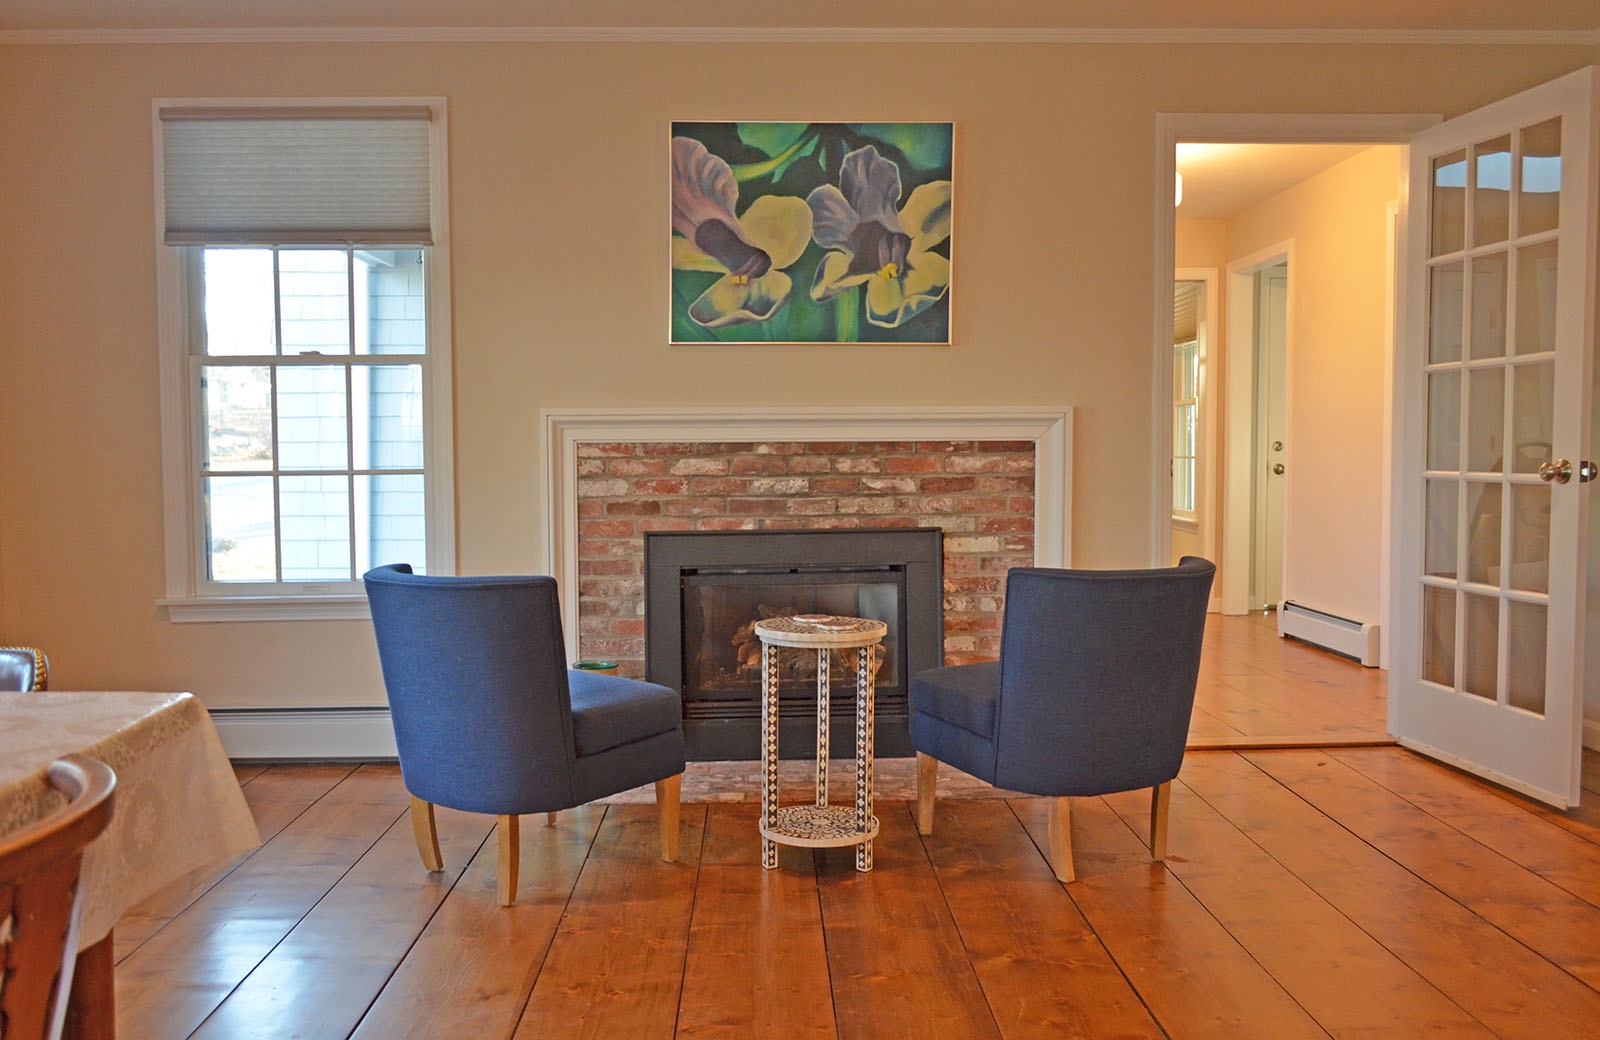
[1580,460,1598,483]
[1539,459,1574,484]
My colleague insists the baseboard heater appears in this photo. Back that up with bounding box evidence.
[1277,600,1380,667]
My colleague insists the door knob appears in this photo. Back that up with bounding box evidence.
[1580,460,1598,483]
[1538,459,1573,484]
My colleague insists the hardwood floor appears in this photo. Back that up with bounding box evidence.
[112,614,1600,1039]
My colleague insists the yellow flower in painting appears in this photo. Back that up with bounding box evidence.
[807,146,951,328]
[671,137,813,327]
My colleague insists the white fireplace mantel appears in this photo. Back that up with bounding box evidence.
[540,405,1073,645]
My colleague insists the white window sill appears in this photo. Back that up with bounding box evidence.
[159,595,371,623]
[1170,515,1199,534]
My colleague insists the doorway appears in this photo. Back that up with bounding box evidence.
[1250,259,1288,611]
[1156,118,1425,635]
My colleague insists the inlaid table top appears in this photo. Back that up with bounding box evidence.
[753,614,888,648]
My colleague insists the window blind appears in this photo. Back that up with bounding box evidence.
[160,106,433,245]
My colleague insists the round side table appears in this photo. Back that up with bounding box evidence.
[753,614,888,872]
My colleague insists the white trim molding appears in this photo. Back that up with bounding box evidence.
[5,27,1597,47]
[541,406,1073,650]
[210,707,397,759]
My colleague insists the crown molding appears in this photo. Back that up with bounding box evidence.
[2,25,1597,46]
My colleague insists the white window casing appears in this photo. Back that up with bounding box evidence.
[153,98,454,622]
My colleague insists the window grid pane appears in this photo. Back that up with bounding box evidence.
[196,245,429,585]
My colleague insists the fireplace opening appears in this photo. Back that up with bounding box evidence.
[645,528,943,760]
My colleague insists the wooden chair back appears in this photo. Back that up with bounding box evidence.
[0,647,48,692]
[0,755,116,1040]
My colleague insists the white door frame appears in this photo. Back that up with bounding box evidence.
[1152,114,1439,624]
[1174,267,1220,606]
[1226,246,1293,614]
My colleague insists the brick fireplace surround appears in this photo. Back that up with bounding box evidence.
[573,440,1031,676]
[541,408,1074,680]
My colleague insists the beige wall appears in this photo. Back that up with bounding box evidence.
[1224,145,1404,625]
[0,40,1590,708]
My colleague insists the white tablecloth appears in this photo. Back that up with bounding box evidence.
[0,691,261,946]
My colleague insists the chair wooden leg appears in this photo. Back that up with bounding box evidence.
[497,814,520,906]
[656,773,682,862]
[1047,796,1075,883]
[409,796,443,872]
[915,752,939,835]
[545,812,557,827]
[1149,781,1172,862]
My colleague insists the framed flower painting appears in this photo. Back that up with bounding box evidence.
[670,121,953,344]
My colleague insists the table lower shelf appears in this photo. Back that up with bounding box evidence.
[759,805,880,848]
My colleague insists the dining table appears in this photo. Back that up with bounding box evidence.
[0,690,261,1039]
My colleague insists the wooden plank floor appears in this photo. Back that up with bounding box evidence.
[112,614,1600,1039]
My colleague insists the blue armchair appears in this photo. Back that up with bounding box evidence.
[363,565,686,904]
[911,556,1215,882]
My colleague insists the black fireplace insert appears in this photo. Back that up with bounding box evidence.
[644,528,944,760]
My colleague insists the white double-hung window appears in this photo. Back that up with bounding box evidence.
[154,100,453,620]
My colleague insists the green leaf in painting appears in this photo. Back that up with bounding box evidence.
[730,133,818,184]
[850,123,952,171]
[737,123,810,158]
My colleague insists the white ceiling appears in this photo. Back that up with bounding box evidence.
[1176,143,1380,221]
[2,0,1598,33]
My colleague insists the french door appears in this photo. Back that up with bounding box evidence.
[1391,67,1598,807]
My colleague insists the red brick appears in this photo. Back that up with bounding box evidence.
[918,476,977,494]
[731,455,790,475]
[577,499,604,518]
[579,518,635,539]
[606,499,663,516]
[690,478,752,496]
[785,455,832,474]
[696,517,762,531]
[670,457,730,476]
[578,443,637,457]
[974,476,1034,494]
[833,456,883,474]
[811,477,861,496]
[786,498,838,515]
[955,496,1010,514]
[861,476,918,495]
[629,479,689,496]
[577,477,630,497]
[946,454,1005,474]
[884,455,944,474]
[607,457,670,477]
[664,499,728,516]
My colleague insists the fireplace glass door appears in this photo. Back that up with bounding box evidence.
[682,572,901,709]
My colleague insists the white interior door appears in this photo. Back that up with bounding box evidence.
[1254,265,1288,610]
[1391,67,1598,807]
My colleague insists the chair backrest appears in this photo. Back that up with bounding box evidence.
[0,647,48,691]
[0,754,116,1040]
[992,556,1216,796]
[362,564,580,815]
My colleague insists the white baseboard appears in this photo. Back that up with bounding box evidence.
[210,707,397,760]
